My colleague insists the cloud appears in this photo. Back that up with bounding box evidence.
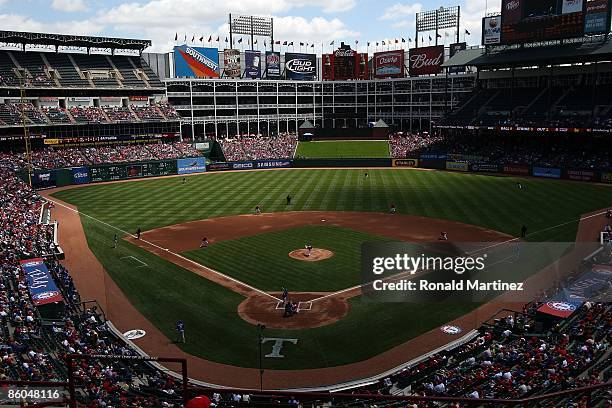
[51,0,88,13]
[0,13,102,35]
[379,2,422,20]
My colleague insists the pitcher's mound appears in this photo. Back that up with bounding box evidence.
[289,248,334,262]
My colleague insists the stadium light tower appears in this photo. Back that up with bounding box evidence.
[415,5,460,47]
[229,14,274,50]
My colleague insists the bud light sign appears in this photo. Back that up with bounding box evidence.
[285,53,317,80]
[71,166,90,184]
[409,46,444,76]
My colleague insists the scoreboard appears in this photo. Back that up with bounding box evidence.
[90,160,178,183]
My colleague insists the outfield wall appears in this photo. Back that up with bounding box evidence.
[24,156,612,189]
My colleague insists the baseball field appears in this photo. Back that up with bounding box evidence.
[49,168,612,376]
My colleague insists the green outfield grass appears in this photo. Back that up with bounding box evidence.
[51,169,612,369]
[295,140,390,158]
[184,226,390,292]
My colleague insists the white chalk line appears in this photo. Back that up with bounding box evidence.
[120,255,148,268]
[48,198,281,302]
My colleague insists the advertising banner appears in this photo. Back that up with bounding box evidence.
[255,160,292,169]
[174,45,219,78]
[471,163,500,173]
[562,0,585,14]
[71,167,90,184]
[374,50,405,78]
[533,166,562,179]
[585,0,610,34]
[285,53,317,80]
[566,169,596,181]
[223,49,241,78]
[231,161,255,170]
[503,164,530,175]
[33,170,56,189]
[244,50,261,78]
[177,157,206,174]
[265,51,281,78]
[21,259,64,307]
[482,16,502,45]
[409,46,444,76]
[446,161,469,172]
[449,42,467,73]
[207,162,231,171]
[502,0,523,24]
[392,159,419,168]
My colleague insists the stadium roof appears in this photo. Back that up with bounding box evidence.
[442,41,612,69]
[0,30,151,51]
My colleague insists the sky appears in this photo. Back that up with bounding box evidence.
[0,0,501,53]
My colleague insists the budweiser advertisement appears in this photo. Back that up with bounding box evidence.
[374,50,405,78]
[409,45,444,76]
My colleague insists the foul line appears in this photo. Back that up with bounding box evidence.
[313,209,609,304]
[48,198,281,302]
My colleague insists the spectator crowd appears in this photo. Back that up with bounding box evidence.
[218,133,297,162]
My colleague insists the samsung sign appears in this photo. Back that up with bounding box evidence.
[285,53,317,80]
[255,160,292,169]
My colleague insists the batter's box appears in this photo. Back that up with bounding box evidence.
[297,301,313,312]
[275,301,285,310]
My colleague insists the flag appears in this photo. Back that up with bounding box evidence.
[283,40,287,45]
[288,41,293,46]
[225,37,228,43]
[311,43,314,48]
[300,42,304,46]
[174,33,178,41]
[408,37,412,42]
[382,40,386,45]
[330,40,335,45]
[275,40,280,44]
[207,35,212,42]
[395,39,399,43]
[428,36,432,41]
[184,34,187,42]
[465,29,471,35]
[199,36,203,42]
[376,42,379,46]
[238,37,243,43]
[367,42,370,46]
[254,39,258,45]
[355,40,359,44]
[216,36,219,42]
[264,40,266,47]
[401,38,405,43]
[191,35,195,42]
[436,33,442,38]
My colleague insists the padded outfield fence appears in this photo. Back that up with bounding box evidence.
[22,156,612,190]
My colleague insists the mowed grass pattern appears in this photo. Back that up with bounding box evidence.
[184,226,389,292]
[295,141,391,158]
[54,168,612,242]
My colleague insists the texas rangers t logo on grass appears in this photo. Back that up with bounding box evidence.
[262,338,298,358]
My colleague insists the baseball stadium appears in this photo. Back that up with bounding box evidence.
[0,0,611,406]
